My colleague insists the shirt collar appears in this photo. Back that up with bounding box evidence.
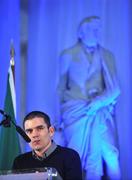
[32,140,57,161]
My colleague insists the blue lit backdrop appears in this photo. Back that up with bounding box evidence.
[0,0,131,179]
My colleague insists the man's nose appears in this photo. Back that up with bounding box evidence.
[32,129,39,138]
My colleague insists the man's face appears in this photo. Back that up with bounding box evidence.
[80,19,101,47]
[24,117,54,153]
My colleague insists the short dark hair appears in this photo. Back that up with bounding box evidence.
[23,111,51,129]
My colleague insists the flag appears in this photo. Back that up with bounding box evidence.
[0,45,21,171]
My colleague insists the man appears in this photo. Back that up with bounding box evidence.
[12,111,82,180]
[58,16,121,179]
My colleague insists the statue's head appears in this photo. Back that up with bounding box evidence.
[78,16,101,47]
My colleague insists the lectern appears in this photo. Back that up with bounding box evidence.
[0,167,62,180]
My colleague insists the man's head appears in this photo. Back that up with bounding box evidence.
[78,16,101,47]
[23,111,54,155]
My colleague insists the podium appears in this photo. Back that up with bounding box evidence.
[0,167,62,180]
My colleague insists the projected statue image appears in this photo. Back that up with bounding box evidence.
[58,16,121,179]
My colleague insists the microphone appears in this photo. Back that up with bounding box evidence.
[0,109,31,143]
[15,125,31,143]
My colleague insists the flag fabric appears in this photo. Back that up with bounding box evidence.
[0,49,21,171]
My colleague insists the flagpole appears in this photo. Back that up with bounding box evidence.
[10,40,15,81]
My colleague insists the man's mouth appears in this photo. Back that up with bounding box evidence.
[33,140,40,145]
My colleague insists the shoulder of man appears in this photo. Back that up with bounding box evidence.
[12,151,32,170]
[57,145,80,158]
[14,151,32,161]
[56,145,82,179]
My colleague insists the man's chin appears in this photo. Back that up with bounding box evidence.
[33,146,42,151]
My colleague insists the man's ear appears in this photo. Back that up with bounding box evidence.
[49,126,55,137]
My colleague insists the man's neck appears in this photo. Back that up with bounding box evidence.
[32,141,57,161]
[35,141,52,157]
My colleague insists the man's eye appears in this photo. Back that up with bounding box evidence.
[25,129,32,134]
[37,126,44,130]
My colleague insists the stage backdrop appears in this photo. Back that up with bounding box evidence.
[0,0,131,179]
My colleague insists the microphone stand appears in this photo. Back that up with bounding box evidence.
[0,115,11,127]
[0,110,31,143]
